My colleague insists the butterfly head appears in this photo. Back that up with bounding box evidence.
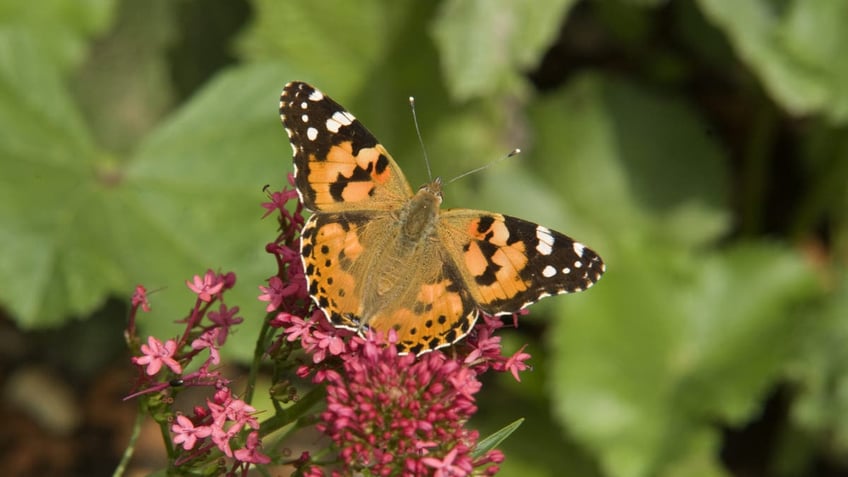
[418,176,443,201]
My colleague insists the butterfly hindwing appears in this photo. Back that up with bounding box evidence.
[279,81,412,213]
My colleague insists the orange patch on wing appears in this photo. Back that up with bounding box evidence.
[468,240,531,305]
[340,181,375,202]
[342,224,365,261]
[463,242,489,276]
[312,221,365,262]
[418,279,464,313]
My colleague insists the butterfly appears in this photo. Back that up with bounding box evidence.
[279,81,604,355]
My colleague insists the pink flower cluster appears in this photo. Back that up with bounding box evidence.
[127,270,270,472]
[171,386,269,465]
[314,336,504,476]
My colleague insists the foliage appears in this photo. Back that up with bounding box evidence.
[1,0,846,476]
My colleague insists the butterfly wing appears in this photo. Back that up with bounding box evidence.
[439,210,605,315]
[279,81,413,213]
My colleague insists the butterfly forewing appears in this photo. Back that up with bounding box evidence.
[279,81,412,212]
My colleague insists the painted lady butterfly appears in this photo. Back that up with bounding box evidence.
[279,81,604,355]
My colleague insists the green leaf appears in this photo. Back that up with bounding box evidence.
[0,59,295,356]
[239,0,417,98]
[431,0,578,99]
[549,243,819,477]
[0,0,116,73]
[525,74,730,249]
[122,62,296,357]
[0,27,102,324]
[473,418,524,458]
[697,0,848,122]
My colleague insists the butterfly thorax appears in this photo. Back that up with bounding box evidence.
[358,179,444,319]
[400,179,443,239]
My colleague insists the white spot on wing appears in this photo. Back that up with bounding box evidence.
[573,242,586,257]
[300,101,308,109]
[290,143,297,155]
[562,267,571,274]
[307,127,318,141]
[308,89,324,101]
[301,114,309,122]
[334,110,354,125]
[542,265,557,278]
[326,111,355,133]
[574,261,583,268]
[536,226,554,256]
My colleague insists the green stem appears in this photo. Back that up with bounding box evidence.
[112,404,144,477]
[245,313,276,404]
[260,385,327,437]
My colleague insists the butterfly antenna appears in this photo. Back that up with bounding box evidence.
[409,96,433,181]
[446,148,522,185]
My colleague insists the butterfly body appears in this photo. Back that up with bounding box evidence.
[280,81,604,354]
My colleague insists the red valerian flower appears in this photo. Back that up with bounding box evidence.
[316,335,502,476]
[133,336,182,376]
[172,415,212,451]
[186,269,226,302]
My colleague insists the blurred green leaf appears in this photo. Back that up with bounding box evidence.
[788,273,848,454]
[550,243,819,477]
[431,0,578,100]
[697,0,848,122]
[239,0,417,98]
[0,25,102,324]
[0,60,293,354]
[0,0,117,73]
[526,74,730,249]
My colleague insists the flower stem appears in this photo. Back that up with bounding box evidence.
[112,403,144,477]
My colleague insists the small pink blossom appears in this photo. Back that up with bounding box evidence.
[191,329,221,365]
[422,447,473,477]
[207,304,242,343]
[233,431,271,464]
[261,188,299,218]
[171,415,212,450]
[132,285,151,312]
[133,336,182,375]
[258,276,300,312]
[186,270,225,302]
[501,344,532,382]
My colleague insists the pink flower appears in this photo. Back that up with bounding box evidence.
[501,344,532,382]
[171,415,211,450]
[132,285,150,312]
[233,431,271,464]
[422,447,473,477]
[133,336,182,375]
[258,276,300,312]
[207,304,242,343]
[186,270,225,302]
[191,329,221,365]
[261,189,299,218]
[310,328,346,363]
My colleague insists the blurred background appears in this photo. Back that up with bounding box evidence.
[1,0,846,476]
